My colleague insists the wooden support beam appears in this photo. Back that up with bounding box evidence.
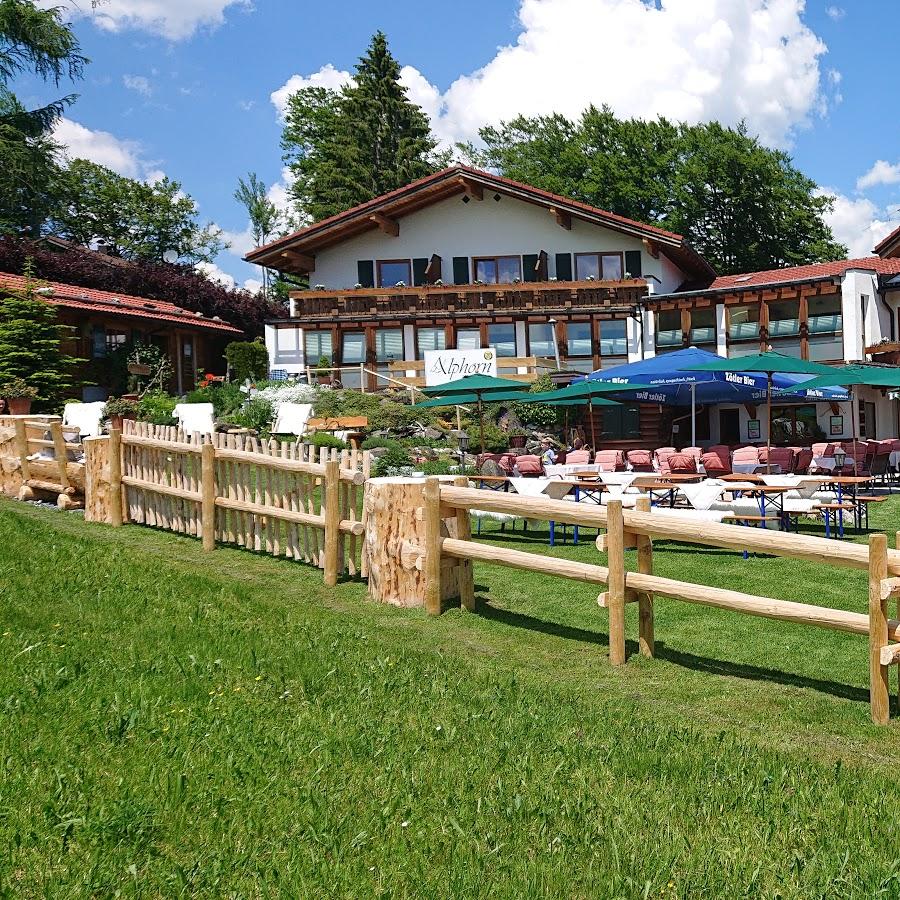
[549,206,571,230]
[880,577,900,601]
[643,238,660,259]
[370,212,400,236]
[457,176,483,201]
[280,249,315,272]
[879,644,900,666]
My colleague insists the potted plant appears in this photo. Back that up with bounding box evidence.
[104,397,139,431]
[315,355,332,386]
[0,378,38,415]
[508,426,528,449]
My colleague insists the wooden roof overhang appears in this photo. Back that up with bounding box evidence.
[647,275,843,310]
[246,166,716,283]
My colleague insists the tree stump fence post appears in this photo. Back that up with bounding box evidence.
[606,499,626,667]
[869,533,890,725]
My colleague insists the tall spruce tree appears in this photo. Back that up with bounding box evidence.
[281,31,443,222]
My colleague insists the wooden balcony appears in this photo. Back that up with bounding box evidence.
[287,279,647,324]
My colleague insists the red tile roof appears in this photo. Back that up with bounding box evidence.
[706,257,900,292]
[246,164,714,281]
[0,272,241,333]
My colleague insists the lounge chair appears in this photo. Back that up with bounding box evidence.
[514,454,544,476]
[666,451,698,474]
[173,402,215,436]
[594,449,625,471]
[759,446,793,474]
[565,449,591,465]
[700,445,731,477]
[271,402,313,436]
[625,449,654,472]
[654,447,677,474]
[63,401,106,438]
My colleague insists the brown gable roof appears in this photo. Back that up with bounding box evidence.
[0,272,242,334]
[246,165,715,282]
[874,223,900,258]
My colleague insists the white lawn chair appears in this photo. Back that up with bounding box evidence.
[272,402,313,436]
[173,403,215,436]
[63,401,106,438]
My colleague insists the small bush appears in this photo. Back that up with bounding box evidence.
[361,436,405,452]
[137,390,177,424]
[374,446,413,476]
[421,459,454,476]
[307,432,346,450]
[225,340,269,383]
[223,398,273,433]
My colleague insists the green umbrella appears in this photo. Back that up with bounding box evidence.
[514,379,639,448]
[776,364,900,473]
[413,391,529,409]
[681,351,840,465]
[419,374,531,453]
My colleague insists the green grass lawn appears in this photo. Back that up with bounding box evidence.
[2,496,900,897]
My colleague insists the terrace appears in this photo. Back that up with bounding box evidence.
[288,278,647,324]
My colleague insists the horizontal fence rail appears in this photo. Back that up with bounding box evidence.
[409,476,900,724]
[111,420,371,583]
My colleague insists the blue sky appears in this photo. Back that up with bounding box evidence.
[16,0,900,288]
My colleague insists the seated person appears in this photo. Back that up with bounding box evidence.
[539,438,557,465]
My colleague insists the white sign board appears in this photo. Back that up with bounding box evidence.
[423,347,498,387]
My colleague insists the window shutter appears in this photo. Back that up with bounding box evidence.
[624,250,642,278]
[424,253,442,283]
[536,250,548,281]
[412,257,429,286]
[523,253,539,283]
[356,260,374,288]
[555,252,572,281]
[452,256,470,285]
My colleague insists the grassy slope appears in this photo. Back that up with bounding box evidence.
[2,498,900,897]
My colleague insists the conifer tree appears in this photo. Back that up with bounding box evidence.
[281,32,444,222]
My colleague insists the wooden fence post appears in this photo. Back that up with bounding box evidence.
[606,499,626,666]
[423,476,443,615]
[635,495,654,658]
[108,428,123,527]
[13,418,30,488]
[323,458,340,586]
[869,533,890,725]
[201,441,216,551]
[50,422,70,494]
[453,476,475,612]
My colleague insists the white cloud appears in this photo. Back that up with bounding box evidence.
[43,0,251,41]
[825,5,845,21]
[243,278,263,293]
[820,188,898,257]
[123,74,152,97]
[220,225,256,258]
[856,160,900,191]
[272,0,831,149]
[196,261,236,289]
[53,117,153,179]
[271,64,352,119]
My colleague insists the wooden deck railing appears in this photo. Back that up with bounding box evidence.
[405,477,900,724]
[290,279,646,322]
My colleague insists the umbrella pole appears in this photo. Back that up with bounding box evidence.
[478,395,485,455]
[588,399,597,449]
[851,387,858,476]
[691,383,696,449]
[767,372,773,471]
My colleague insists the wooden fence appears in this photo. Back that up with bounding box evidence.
[404,476,900,724]
[102,421,372,583]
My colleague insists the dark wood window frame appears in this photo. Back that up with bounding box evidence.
[574,251,625,281]
[472,255,522,284]
[376,258,412,288]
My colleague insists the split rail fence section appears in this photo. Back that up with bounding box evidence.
[413,477,900,724]
[112,421,371,584]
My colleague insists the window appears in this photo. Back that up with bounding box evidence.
[474,256,521,284]
[807,294,843,360]
[377,259,411,288]
[600,404,641,441]
[567,321,592,358]
[304,330,332,364]
[599,320,627,357]
[575,252,624,281]
[487,323,516,357]
[860,401,876,439]
[770,405,820,444]
[340,331,366,389]
[91,327,107,359]
[106,330,128,354]
[417,327,445,357]
[728,303,760,343]
[690,308,716,346]
[374,327,404,384]
[528,323,555,358]
[767,300,800,337]
[655,310,682,351]
[456,328,481,350]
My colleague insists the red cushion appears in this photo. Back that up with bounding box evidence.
[626,449,653,468]
[595,450,624,471]
[515,454,543,475]
[667,452,697,473]
[701,451,731,475]
[566,450,591,464]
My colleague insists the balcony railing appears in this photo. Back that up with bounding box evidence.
[288,279,647,322]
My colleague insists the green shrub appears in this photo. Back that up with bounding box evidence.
[512,373,564,430]
[374,446,413,476]
[225,340,269,383]
[223,398,273,433]
[361,436,404,452]
[420,459,454,475]
[308,432,346,450]
[137,390,177,425]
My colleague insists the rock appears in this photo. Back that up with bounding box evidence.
[424,426,444,441]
